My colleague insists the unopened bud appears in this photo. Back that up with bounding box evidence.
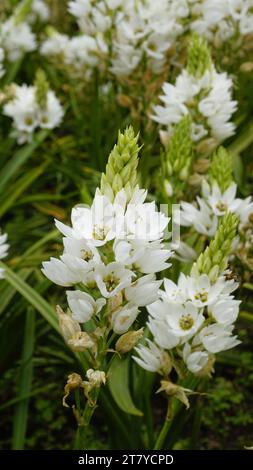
[57,305,81,343]
[188,173,203,186]
[209,265,220,283]
[240,62,253,73]
[196,138,217,154]
[164,180,173,197]
[116,328,144,354]
[159,130,170,147]
[195,355,215,377]
[193,158,210,174]
[108,292,123,313]
[179,166,189,181]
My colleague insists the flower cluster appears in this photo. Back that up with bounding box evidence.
[41,0,188,78]
[134,212,241,377]
[180,147,253,237]
[190,0,253,44]
[0,0,39,62]
[42,128,171,344]
[28,0,50,23]
[2,71,64,144]
[152,35,237,149]
[38,1,253,83]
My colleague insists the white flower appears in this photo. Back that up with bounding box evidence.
[95,262,134,298]
[55,191,123,246]
[190,0,253,41]
[42,257,83,286]
[3,84,64,144]
[0,231,9,261]
[38,91,64,129]
[166,302,205,339]
[198,323,241,353]
[0,19,36,61]
[208,297,240,325]
[186,274,226,307]
[111,303,139,334]
[0,230,9,280]
[183,343,210,374]
[161,274,189,304]
[147,317,180,349]
[68,0,92,18]
[40,33,70,57]
[62,237,101,264]
[234,196,253,227]
[124,200,169,241]
[29,0,50,22]
[66,290,106,323]
[171,241,197,263]
[113,239,171,274]
[133,339,169,373]
[201,180,253,228]
[204,182,240,216]
[152,67,237,144]
[180,199,218,236]
[125,274,162,307]
[132,241,172,274]
[3,85,38,138]
[65,35,99,69]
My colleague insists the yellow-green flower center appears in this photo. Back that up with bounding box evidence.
[195,291,208,303]
[179,314,194,330]
[216,201,227,212]
[104,273,119,292]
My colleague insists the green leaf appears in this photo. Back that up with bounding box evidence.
[12,307,35,450]
[0,129,49,193]
[0,162,49,217]
[108,355,143,417]
[0,268,32,316]
[0,261,59,332]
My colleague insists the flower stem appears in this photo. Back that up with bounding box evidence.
[153,400,172,450]
[153,415,172,450]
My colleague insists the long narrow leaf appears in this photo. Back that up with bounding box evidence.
[12,308,35,450]
[108,355,143,417]
[0,261,59,332]
[0,163,49,217]
[0,129,49,193]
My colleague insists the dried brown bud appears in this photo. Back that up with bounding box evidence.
[116,328,144,354]
[193,158,210,174]
[157,380,192,409]
[67,331,97,354]
[57,305,81,343]
[63,373,83,408]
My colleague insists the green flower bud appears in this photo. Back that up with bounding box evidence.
[209,147,233,192]
[187,33,212,79]
[161,116,193,199]
[34,69,49,110]
[100,126,141,202]
[14,0,33,24]
[191,212,238,281]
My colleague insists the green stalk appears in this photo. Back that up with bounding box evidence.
[228,120,253,158]
[91,69,103,171]
[153,401,174,450]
